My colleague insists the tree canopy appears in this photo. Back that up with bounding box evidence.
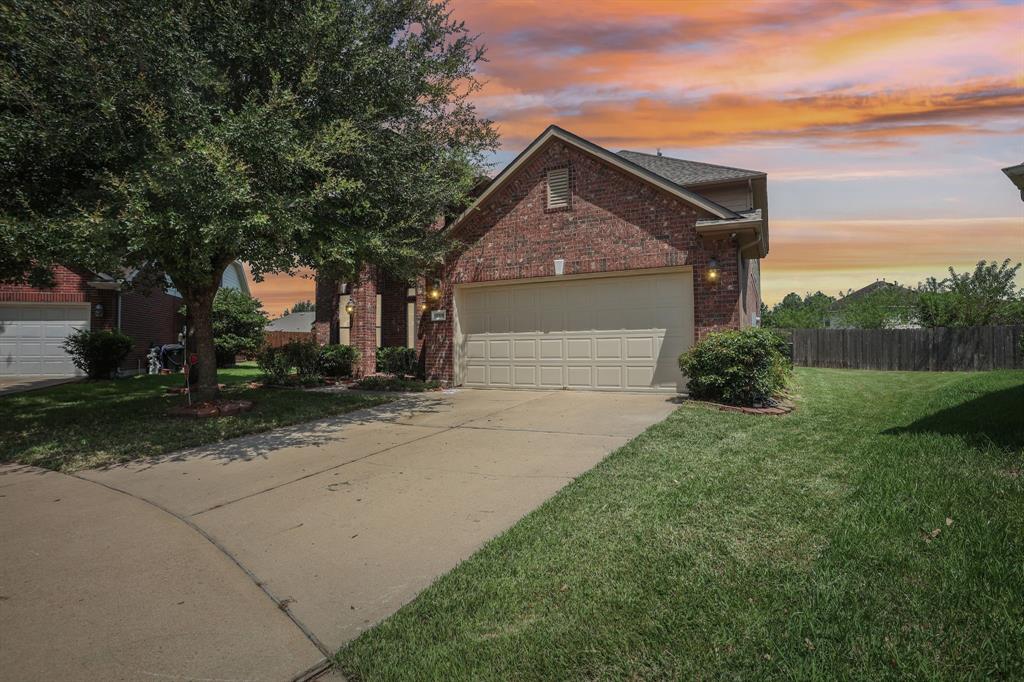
[1,0,497,396]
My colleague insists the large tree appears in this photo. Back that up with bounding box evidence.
[1,0,496,399]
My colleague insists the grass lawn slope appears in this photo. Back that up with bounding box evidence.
[0,365,390,472]
[338,368,1024,680]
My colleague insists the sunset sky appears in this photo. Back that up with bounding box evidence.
[250,0,1024,315]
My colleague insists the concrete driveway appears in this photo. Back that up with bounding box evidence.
[0,375,78,396]
[1,389,677,681]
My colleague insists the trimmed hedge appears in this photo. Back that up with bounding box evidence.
[679,328,791,406]
[376,346,418,377]
[318,344,359,377]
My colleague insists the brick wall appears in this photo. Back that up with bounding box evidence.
[119,288,183,372]
[379,276,408,348]
[314,276,340,345]
[421,139,742,382]
[0,265,118,331]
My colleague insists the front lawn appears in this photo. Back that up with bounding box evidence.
[337,368,1024,680]
[0,364,392,472]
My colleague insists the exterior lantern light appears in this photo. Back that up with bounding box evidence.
[344,298,356,315]
[428,282,442,301]
[706,257,720,282]
[93,303,105,318]
[419,301,429,313]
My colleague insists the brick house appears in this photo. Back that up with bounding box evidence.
[316,125,770,392]
[0,262,249,376]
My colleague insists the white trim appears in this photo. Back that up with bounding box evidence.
[449,126,739,232]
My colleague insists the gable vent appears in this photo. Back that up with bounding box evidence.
[546,167,570,209]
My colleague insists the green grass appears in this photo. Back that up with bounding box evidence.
[0,364,391,472]
[337,368,1024,680]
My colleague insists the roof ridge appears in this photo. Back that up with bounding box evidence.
[617,149,763,177]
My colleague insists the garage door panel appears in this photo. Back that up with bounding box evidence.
[539,365,563,387]
[566,366,592,387]
[626,337,655,360]
[595,337,622,360]
[487,365,511,386]
[595,366,623,388]
[566,338,592,359]
[512,365,536,386]
[513,339,537,360]
[0,304,89,376]
[457,272,692,392]
[539,338,563,359]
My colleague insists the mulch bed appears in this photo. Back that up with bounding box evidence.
[168,399,254,418]
[690,397,796,416]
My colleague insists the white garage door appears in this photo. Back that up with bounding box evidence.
[0,305,90,376]
[456,271,694,392]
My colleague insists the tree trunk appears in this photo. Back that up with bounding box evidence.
[186,288,220,402]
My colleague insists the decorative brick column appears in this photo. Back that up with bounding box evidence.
[313,275,339,345]
[349,264,379,376]
[379,276,408,348]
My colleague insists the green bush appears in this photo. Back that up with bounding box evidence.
[284,339,321,382]
[354,375,440,392]
[318,344,360,377]
[210,289,267,366]
[376,346,418,376]
[62,328,133,379]
[256,346,292,384]
[678,328,791,406]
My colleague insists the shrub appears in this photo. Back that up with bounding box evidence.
[256,346,292,385]
[354,376,440,392]
[318,344,360,377]
[678,328,791,406]
[375,346,418,376]
[284,339,321,382]
[62,329,133,379]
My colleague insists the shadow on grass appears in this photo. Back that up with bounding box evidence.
[884,382,1024,451]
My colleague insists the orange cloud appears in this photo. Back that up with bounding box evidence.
[245,268,316,317]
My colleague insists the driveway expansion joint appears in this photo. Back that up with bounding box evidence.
[68,471,333,663]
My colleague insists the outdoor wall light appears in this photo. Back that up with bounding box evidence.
[93,303,105,317]
[419,301,429,313]
[344,299,356,315]
[706,257,720,282]
[428,282,442,301]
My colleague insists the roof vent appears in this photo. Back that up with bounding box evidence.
[546,167,570,209]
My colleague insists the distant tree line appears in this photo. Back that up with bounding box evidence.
[762,259,1024,330]
[282,300,316,316]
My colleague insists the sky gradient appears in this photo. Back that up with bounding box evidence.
[250,0,1024,315]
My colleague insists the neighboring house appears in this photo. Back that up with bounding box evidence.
[0,262,249,377]
[827,280,917,329]
[266,311,315,332]
[315,125,769,392]
[1002,162,1024,201]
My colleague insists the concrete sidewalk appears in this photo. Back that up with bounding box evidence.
[3,389,677,680]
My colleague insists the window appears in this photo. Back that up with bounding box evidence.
[546,167,570,209]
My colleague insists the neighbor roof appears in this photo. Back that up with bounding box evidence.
[617,150,765,188]
[832,281,912,309]
[266,311,315,332]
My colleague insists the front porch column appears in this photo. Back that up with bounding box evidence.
[379,275,408,348]
[349,264,379,376]
[313,275,340,345]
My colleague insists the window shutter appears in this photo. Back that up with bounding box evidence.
[546,168,570,209]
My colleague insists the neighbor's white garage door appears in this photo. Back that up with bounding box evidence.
[0,304,90,376]
[456,271,694,392]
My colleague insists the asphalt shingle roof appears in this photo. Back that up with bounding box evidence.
[616,150,764,187]
[266,311,315,332]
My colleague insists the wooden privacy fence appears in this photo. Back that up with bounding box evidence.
[264,330,314,348]
[777,326,1023,371]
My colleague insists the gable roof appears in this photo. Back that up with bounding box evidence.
[832,280,913,310]
[266,311,315,332]
[449,125,743,232]
[616,150,765,187]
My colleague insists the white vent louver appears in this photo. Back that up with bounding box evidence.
[546,167,570,209]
